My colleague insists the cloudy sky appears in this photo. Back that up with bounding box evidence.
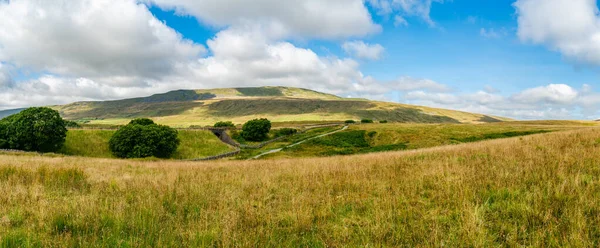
[1,0,600,120]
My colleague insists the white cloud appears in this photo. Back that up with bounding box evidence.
[480,28,499,39]
[146,0,381,39]
[394,15,409,27]
[368,0,444,26]
[515,0,600,65]
[0,0,205,83]
[342,41,385,60]
[512,84,578,104]
[400,83,600,120]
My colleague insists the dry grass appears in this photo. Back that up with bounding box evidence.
[2,128,600,246]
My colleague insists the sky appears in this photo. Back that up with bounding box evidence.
[1,0,600,120]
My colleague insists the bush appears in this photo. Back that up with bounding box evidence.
[64,120,81,128]
[129,118,155,126]
[214,121,236,128]
[379,120,388,124]
[241,118,272,142]
[109,121,180,158]
[345,120,356,124]
[1,107,67,152]
[274,128,298,138]
[361,119,374,124]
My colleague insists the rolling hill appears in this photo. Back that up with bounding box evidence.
[1,86,511,127]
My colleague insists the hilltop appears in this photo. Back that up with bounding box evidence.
[1,86,511,127]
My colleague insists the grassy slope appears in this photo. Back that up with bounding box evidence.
[58,130,234,159]
[48,87,503,127]
[265,121,583,159]
[2,128,600,246]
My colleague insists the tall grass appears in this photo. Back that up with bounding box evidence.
[1,128,600,246]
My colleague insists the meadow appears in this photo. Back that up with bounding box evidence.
[2,126,600,246]
[58,129,234,160]
[263,121,583,159]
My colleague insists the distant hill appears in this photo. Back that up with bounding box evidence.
[8,86,511,127]
[0,108,26,119]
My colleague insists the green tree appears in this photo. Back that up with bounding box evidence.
[3,107,67,152]
[109,121,180,159]
[361,119,374,124]
[128,118,155,126]
[241,118,271,141]
[0,121,8,149]
[214,121,236,128]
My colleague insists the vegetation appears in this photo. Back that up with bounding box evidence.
[214,121,236,128]
[109,119,180,158]
[64,120,81,128]
[2,128,600,246]
[0,107,67,153]
[361,119,374,123]
[379,120,388,123]
[345,120,356,124]
[266,122,578,159]
[241,118,272,142]
[273,128,298,138]
[58,130,234,159]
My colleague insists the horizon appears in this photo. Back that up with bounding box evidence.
[1,0,599,120]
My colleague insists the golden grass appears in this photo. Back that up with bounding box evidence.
[2,128,600,246]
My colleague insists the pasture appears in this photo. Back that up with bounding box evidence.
[2,126,600,246]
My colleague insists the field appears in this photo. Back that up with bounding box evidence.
[2,126,600,246]
[58,129,234,160]
[260,122,582,159]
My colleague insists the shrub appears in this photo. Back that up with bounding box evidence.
[241,118,272,142]
[64,120,81,128]
[109,121,180,158]
[128,118,155,126]
[2,107,67,152]
[214,121,236,128]
[274,128,298,138]
[361,119,374,124]
[379,120,388,124]
[345,120,356,124]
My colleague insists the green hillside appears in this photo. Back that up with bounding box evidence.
[17,86,509,127]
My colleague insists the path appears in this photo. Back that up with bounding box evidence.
[251,125,348,159]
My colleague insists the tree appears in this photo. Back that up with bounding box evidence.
[129,118,155,126]
[0,120,8,149]
[241,118,271,141]
[2,107,67,152]
[345,120,356,124]
[274,128,297,138]
[109,121,180,159]
[214,121,236,128]
[361,119,374,124]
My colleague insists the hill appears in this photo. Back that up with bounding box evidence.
[0,108,25,119]
[4,87,511,127]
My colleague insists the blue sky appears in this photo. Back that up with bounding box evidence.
[0,0,599,120]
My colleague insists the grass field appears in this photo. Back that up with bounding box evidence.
[58,130,234,160]
[265,122,583,159]
[2,127,600,246]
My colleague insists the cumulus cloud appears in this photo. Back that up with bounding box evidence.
[146,0,381,39]
[512,84,578,104]
[0,0,205,84]
[342,41,385,60]
[400,84,600,120]
[515,0,600,64]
